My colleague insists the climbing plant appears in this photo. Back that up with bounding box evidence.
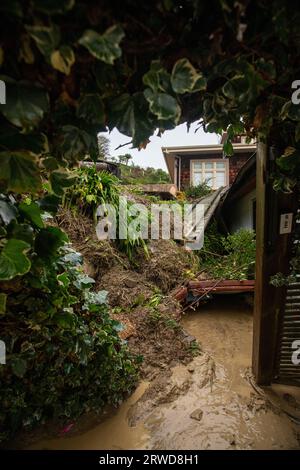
[0,0,300,441]
[0,0,299,197]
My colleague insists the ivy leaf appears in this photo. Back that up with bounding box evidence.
[256,58,276,80]
[0,239,31,280]
[192,75,208,93]
[54,310,75,329]
[171,58,206,94]
[9,222,34,245]
[34,0,75,15]
[222,75,248,100]
[60,125,96,160]
[108,93,155,147]
[0,151,42,193]
[143,60,171,93]
[144,88,181,123]
[0,199,17,225]
[76,93,105,125]
[57,272,70,288]
[37,194,61,214]
[73,273,95,290]
[11,357,27,378]
[79,25,125,65]
[50,45,75,75]
[83,290,108,310]
[0,293,7,315]
[0,80,49,129]
[280,101,300,121]
[0,131,49,155]
[19,201,44,228]
[34,226,68,259]
[26,24,60,57]
[277,147,300,175]
[50,170,76,196]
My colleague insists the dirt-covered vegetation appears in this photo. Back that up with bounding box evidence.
[58,173,201,382]
[0,0,299,449]
[199,222,256,280]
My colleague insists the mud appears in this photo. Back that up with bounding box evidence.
[30,296,300,450]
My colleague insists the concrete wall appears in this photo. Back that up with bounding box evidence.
[227,188,256,233]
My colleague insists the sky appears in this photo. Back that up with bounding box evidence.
[101,123,219,171]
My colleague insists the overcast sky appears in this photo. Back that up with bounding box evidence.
[102,123,219,171]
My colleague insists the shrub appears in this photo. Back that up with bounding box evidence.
[200,228,256,280]
[185,182,212,199]
[0,195,138,443]
[64,167,120,219]
[65,166,148,261]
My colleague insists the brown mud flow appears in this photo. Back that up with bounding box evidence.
[30,297,300,450]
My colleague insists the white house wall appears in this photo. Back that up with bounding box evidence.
[227,189,256,233]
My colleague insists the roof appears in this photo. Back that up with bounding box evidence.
[222,152,256,203]
[162,143,257,182]
[185,186,229,248]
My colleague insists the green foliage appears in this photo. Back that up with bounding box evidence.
[185,182,212,199]
[78,25,125,65]
[65,167,148,260]
[0,190,138,442]
[65,167,120,215]
[0,0,298,195]
[0,0,299,443]
[120,164,170,185]
[0,243,138,442]
[200,228,256,280]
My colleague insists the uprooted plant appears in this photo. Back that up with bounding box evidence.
[199,225,256,280]
[63,166,149,261]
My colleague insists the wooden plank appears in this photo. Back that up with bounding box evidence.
[191,285,254,292]
[188,280,254,288]
[252,142,297,385]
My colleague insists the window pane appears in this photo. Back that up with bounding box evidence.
[216,172,226,187]
[216,162,226,169]
[204,172,213,186]
[193,172,202,184]
[193,162,202,170]
[204,162,213,169]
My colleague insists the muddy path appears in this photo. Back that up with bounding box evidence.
[30,297,300,450]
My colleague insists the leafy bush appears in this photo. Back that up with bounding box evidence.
[0,195,138,443]
[65,166,148,261]
[200,228,256,280]
[185,182,212,199]
[119,164,170,185]
[64,167,120,219]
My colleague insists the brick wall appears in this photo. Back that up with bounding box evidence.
[179,152,251,189]
[228,154,250,184]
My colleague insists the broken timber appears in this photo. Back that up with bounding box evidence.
[173,279,255,304]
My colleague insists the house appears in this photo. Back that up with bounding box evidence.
[162,139,257,233]
[162,141,256,192]
[218,153,256,233]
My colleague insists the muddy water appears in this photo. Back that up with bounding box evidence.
[31,297,300,450]
[30,382,150,450]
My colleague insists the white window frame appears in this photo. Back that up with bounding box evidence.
[190,159,229,190]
